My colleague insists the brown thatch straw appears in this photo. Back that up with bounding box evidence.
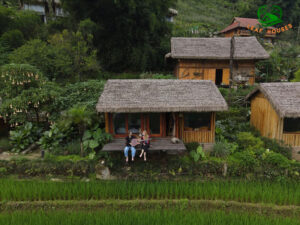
[96,79,228,113]
[166,36,269,60]
[246,82,300,118]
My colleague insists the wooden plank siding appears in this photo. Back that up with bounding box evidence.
[250,92,300,147]
[175,59,255,85]
[180,112,216,143]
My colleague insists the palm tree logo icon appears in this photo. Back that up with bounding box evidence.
[257,5,283,27]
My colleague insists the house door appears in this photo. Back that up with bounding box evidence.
[216,69,223,85]
[145,113,163,137]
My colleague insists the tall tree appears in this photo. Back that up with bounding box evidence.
[61,0,175,72]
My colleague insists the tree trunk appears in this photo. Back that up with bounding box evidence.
[80,137,84,157]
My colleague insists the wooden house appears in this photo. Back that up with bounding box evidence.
[246,83,300,160]
[96,79,228,152]
[219,17,276,43]
[166,36,269,86]
[21,0,65,23]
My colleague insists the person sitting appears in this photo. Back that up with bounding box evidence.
[124,131,136,163]
[139,130,150,162]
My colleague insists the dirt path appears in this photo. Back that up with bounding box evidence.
[0,152,41,161]
[1,199,299,218]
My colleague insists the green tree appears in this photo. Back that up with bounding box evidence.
[0,29,25,50]
[0,64,61,124]
[62,0,175,72]
[49,28,100,81]
[54,80,105,116]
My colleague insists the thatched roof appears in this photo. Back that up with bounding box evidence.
[167,36,269,60]
[246,82,300,118]
[96,80,228,113]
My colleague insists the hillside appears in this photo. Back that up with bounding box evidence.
[173,0,238,36]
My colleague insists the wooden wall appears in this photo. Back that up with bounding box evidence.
[250,92,300,147]
[175,59,255,85]
[179,112,215,143]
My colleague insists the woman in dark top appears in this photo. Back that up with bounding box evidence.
[139,130,150,161]
[124,131,136,163]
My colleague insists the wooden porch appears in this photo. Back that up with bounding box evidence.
[102,137,186,152]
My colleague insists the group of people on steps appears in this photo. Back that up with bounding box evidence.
[124,129,150,163]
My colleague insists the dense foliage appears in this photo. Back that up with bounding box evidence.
[62,0,175,72]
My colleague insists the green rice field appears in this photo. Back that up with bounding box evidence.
[0,210,299,225]
[0,179,299,205]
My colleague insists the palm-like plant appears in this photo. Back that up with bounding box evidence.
[62,106,92,156]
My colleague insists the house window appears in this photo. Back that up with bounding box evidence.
[284,118,300,133]
[128,113,141,134]
[184,112,211,131]
[113,113,126,134]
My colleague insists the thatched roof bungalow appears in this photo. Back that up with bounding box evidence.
[97,79,228,151]
[166,36,269,86]
[246,82,300,160]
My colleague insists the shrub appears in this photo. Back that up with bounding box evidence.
[190,146,206,162]
[0,167,7,176]
[38,123,72,152]
[260,136,292,159]
[211,141,237,158]
[262,151,290,170]
[0,138,12,151]
[83,126,112,153]
[0,29,24,49]
[236,132,264,154]
[228,152,259,176]
[9,122,42,153]
[185,142,199,152]
[197,158,224,176]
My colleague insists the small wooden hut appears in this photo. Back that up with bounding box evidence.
[219,17,276,43]
[166,36,269,86]
[246,82,300,160]
[96,79,228,152]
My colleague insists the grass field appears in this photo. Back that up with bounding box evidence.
[0,210,299,225]
[0,179,299,205]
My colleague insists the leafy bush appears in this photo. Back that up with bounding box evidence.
[236,132,264,154]
[83,126,112,153]
[185,142,199,152]
[38,123,74,153]
[228,152,259,176]
[197,158,224,176]
[262,151,290,170]
[0,29,24,50]
[0,167,7,176]
[9,122,42,153]
[0,138,12,151]
[190,146,206,162]
[260,137,292,159]
[211,141,237,158]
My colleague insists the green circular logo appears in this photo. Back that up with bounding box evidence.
[257,5,283,27]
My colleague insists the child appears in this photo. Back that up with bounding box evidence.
[139,130,150,161]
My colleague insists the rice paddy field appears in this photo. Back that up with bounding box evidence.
[0,210,300,225]
[0,179,299,224]
[0,179,299,205]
